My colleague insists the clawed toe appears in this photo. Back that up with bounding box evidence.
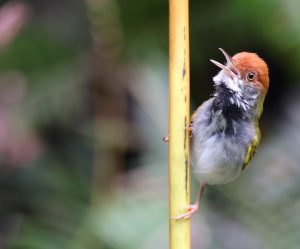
[162,135,169,142]
[173,204,199,220]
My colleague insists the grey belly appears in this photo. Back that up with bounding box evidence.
[191,132,247,185]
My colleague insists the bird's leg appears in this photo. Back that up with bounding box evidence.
[174,183,206,220]
[162,124,192,143]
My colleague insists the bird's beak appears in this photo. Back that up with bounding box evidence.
[210,48,241,78]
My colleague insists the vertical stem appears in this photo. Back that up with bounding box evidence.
[169,0,190,248]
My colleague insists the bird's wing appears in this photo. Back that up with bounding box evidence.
[191,98,214,123]
[190,98,214,136]
[241,126,261,171]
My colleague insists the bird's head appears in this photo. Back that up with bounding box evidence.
[211,48,269,116]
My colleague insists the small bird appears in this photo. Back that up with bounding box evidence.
[175,48,269,219]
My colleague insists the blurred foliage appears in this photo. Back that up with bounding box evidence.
[0,0,299,249]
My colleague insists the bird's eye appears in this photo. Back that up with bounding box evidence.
[246,72,256,81]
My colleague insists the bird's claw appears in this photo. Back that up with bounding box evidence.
[185,125,193,138]
[173,204,199,220]
[162,135,169,143]
[163,125,192,143]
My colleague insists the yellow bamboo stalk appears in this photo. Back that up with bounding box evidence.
[168,0,190,248]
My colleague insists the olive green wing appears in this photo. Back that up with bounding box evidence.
[242,127,261,171]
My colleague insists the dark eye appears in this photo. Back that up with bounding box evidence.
[246,72,256,81]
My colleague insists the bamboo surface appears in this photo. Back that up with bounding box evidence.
[168,0,190,248]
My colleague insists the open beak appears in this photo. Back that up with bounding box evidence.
[210,48,241,78]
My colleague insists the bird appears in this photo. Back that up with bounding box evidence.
[175,48,269,220]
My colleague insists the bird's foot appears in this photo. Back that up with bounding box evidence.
[173,204,199,220]
[185,125,193,137]
[162,135,169,143]
[163,125,192,143]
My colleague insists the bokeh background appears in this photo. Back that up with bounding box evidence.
[0,0,299,248]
